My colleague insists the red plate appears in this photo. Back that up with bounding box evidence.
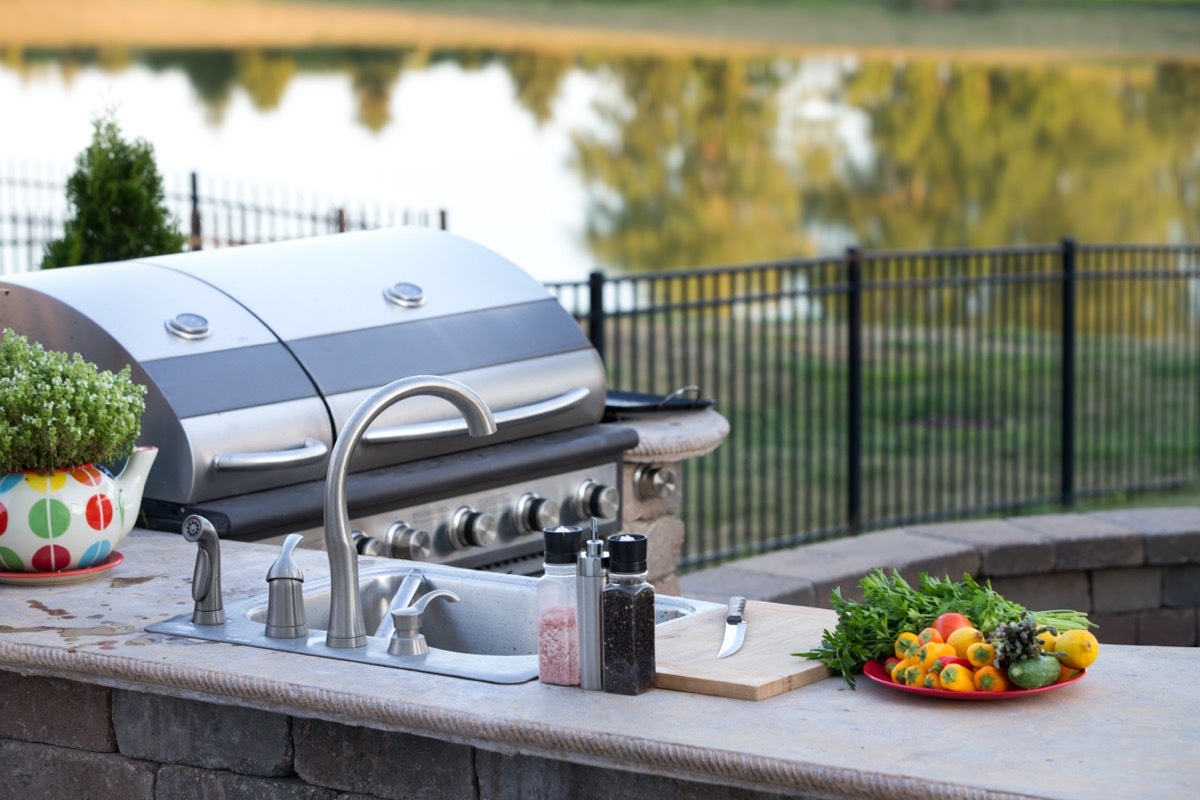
[0,552,124,586]
[861,659,1085,700]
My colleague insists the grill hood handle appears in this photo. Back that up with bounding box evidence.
[361,387,590,445]
[212,437,330,472]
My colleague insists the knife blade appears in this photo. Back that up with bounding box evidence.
[716,596,747,658]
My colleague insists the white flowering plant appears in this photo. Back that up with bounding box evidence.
[0,329,147,473]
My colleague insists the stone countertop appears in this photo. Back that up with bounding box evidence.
[1,530,1196,800]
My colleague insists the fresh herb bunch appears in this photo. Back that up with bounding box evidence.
[989,613,1052,670]
[0,329,147,473]
[796,569,1094,688]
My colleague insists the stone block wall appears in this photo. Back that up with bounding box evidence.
[679,507,1200,647]
[0,672,786,800]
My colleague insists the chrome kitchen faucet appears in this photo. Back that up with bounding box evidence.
[323,376,498,648]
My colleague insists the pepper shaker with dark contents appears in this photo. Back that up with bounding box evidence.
[601,533,655,695]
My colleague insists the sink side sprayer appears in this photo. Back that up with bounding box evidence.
[324,376,498,648]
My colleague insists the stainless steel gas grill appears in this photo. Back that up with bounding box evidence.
[0,228,633,574]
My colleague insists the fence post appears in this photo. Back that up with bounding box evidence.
[189,172,202,251]
[588,270,606,362]
[1060,237,1077,507]
[847,247,864,532]
[439,209,448,231]
[336,208,346,233]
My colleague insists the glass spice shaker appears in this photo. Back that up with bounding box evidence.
[602,533,655,695]
[537,525,582,686]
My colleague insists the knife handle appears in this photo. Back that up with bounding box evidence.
[726,596,746,624]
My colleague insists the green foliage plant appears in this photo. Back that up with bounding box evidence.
[41,112,186,269]
[0,329,147,473]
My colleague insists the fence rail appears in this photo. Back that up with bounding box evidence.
[0,165,444,274]
[549,239,1200,571]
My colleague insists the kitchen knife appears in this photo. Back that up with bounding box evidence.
[716,596,747,658]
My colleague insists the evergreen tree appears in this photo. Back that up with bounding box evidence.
[41,113,186,269]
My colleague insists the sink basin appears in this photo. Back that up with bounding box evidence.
[147,559,722,684]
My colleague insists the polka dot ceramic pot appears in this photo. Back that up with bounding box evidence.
[0,446,157,572]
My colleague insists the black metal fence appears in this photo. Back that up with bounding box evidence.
[548,239,1200,572]
[0,165,444,274]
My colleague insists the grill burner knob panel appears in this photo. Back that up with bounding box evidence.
[574,479,619,520]
[449,506,498,550]
[515,493,560,533]
[384,521,431,561]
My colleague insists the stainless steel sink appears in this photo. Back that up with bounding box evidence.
[147,559,721,684]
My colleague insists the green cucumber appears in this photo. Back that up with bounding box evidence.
[1008,655,1060,689]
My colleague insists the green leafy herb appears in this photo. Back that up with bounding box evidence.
[0,329,146,473]
[795,569,1095,688]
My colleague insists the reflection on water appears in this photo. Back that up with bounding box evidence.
[3,47,1198,279]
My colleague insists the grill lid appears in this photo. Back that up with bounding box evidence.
[0,229,607,504]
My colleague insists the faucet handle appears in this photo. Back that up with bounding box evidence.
[387,590,459,656]
[265,534,307,639]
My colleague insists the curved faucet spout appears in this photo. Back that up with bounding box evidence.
[324,375,497,648]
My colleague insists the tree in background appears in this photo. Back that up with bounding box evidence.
[41,112,185,269]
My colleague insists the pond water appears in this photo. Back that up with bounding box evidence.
[2,45,1197,283]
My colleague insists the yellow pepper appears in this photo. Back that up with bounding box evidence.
[967,642,995,668]
[894,631,921,659]
[938,664,975,692]
[891,656,918,684]
[917,642,956,670]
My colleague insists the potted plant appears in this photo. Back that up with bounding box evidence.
[0,329,157,574]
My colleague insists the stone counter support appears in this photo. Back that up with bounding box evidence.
[0,671,781,800]
[617,410,729,595]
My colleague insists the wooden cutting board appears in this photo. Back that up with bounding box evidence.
[654,601,837,701]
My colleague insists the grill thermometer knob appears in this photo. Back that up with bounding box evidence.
[575,479,620,520]
[450,506,498,549]
[515,493,560,533]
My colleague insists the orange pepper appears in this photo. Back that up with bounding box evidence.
[939,664,975,692]
[967,642,996,668]
[917,627,944,645]
[895,632,921,659]
[1056,664,1082,684]
[973,665,1009,692]
[918,642,956,670]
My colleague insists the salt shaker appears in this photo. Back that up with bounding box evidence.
[537,525,582,686]
[602,533,655,695]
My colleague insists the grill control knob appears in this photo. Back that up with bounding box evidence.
[634,464,678,500]
[574,479,620,520]
[449,506,498,549]
[384,521,431,561]
[352,530,387,557]
[515,493,560,534]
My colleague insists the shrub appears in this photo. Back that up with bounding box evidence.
[0,329,147,473]
[41,112,186,269]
